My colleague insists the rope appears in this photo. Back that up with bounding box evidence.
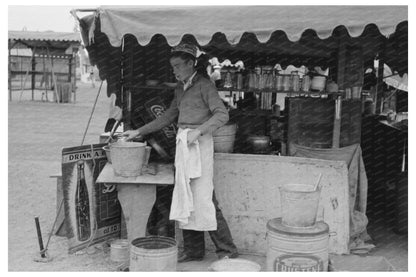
[43,199,64,252]
[81,80,104,145]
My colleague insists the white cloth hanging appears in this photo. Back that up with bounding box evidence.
[170,128,217,231]
[170,128,201,225]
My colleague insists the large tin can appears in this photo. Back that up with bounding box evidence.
[266,218,329,271]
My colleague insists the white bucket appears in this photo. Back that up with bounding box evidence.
[110,239,130,263]
[110,141,146,177]
[210,258,261,272]
[280,184,320,227]
[130,236,178,272]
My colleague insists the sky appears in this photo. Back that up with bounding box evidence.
[8,5,94,32]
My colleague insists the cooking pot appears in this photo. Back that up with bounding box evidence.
[247,135,271,154]
[311,76,327,91]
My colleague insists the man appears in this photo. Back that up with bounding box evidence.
[123,43,238,262]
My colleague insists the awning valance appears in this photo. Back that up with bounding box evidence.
[93,5,407,47]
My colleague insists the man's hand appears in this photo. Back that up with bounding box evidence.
[187,129,201,145]
[121,129,142,141]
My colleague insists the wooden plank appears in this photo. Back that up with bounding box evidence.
[96,162,174,185]
[287,98,334,148]
[211,153,350,255]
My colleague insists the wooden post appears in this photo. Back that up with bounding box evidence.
[375,58,384,114]
[68,55,73,104]
[332,97,342,148]
[73,53,77,103]
[47,47,60,103]
[19,67,30,101]
[68,55,72,82]
[42,51,48,101]
[336,42,347,90]
[8,48,12,101]
[31,47,36,101]
[19,54,23,93]
[333,41,347,148]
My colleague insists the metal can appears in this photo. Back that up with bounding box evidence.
[236,73,243,90]
[301,76,311,92]
[292,73,300,91]
[282,75,291,91]
[276,75,283,91]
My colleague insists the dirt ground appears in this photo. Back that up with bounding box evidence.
[8,82,121,271]
[7,82,409,272]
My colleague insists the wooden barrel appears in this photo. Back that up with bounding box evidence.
[266,218,329,271]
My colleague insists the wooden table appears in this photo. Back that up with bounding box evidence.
[96,162,174,243]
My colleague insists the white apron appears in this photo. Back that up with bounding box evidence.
[171,128,217,231]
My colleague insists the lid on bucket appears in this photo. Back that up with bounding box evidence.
[267,218,329,236]
[210,258,261,272]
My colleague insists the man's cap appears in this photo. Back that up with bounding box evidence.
[171,43,197,58]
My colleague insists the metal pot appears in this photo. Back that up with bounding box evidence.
[247,135,271,154]
[311,76,327,91]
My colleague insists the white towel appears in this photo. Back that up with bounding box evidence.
[169,128,202,224]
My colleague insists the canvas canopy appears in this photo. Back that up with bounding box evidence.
[89,5,406,47]
[76,5,407,96]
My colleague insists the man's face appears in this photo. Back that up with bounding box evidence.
[170,57,194,82]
